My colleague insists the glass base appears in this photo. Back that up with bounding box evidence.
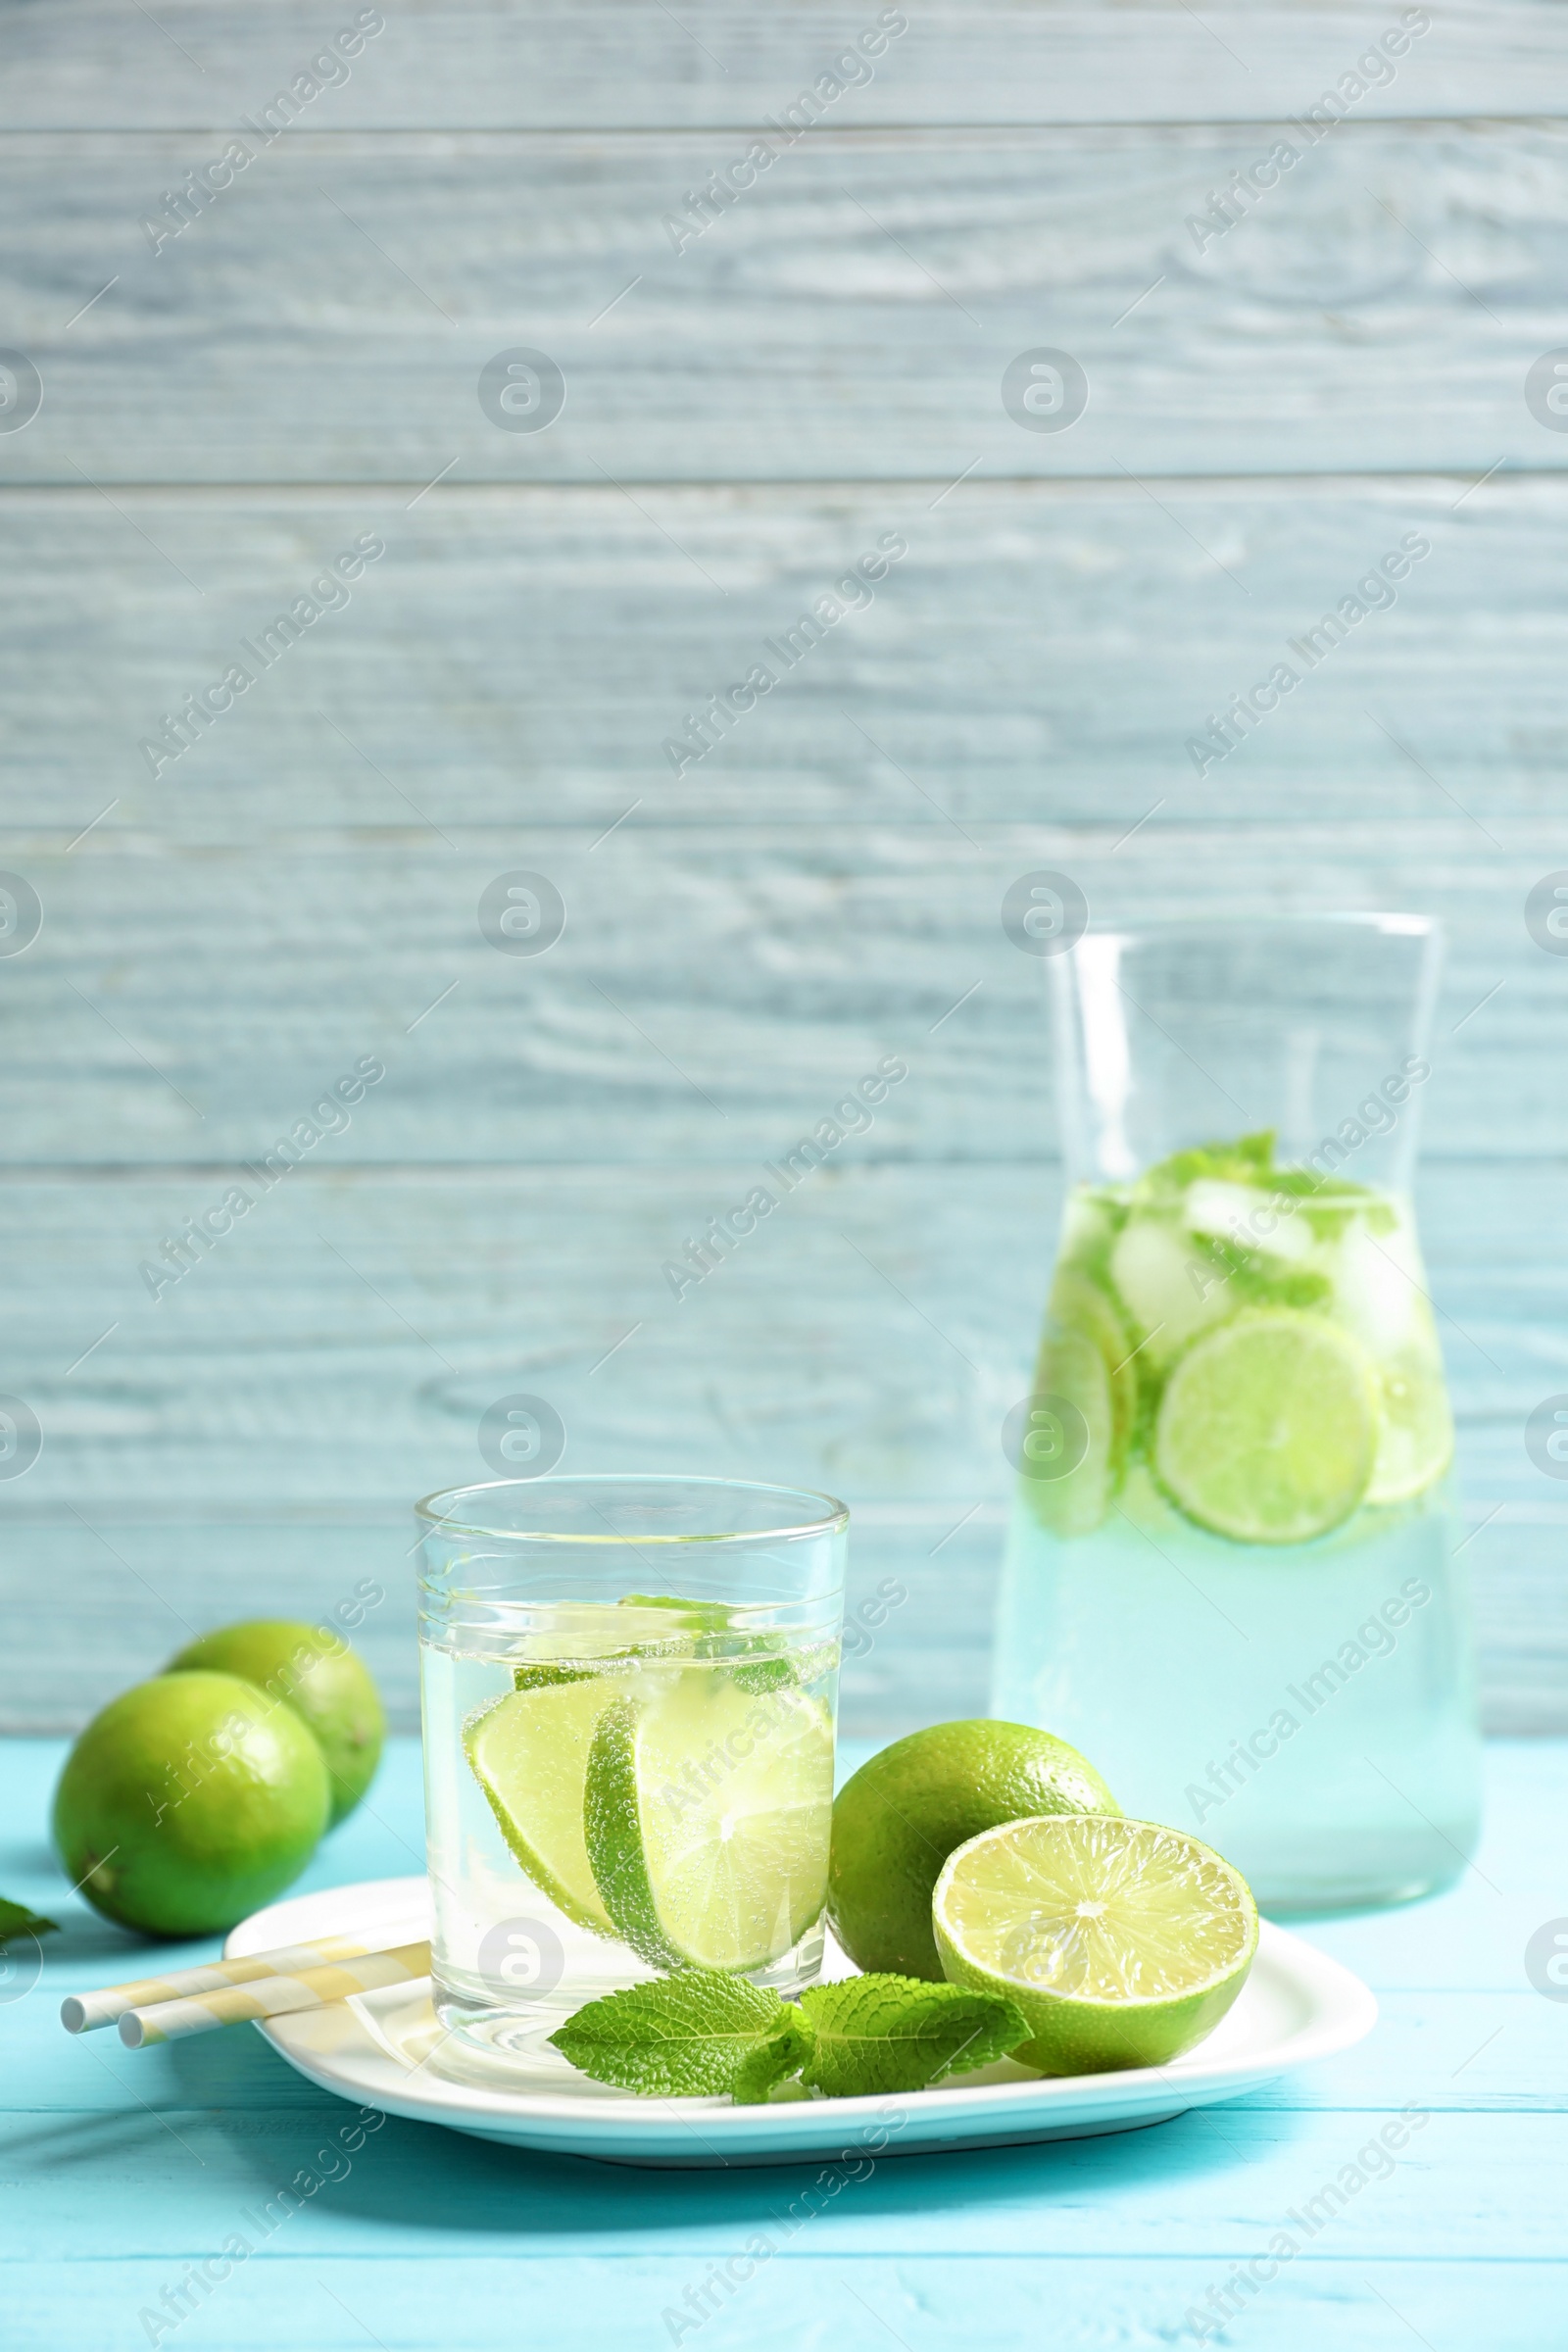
[1258,1865,1466,1918]
[430,1915,827,2082]
[430,1985,592,2082]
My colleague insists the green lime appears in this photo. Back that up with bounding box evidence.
[1366,1353,1453,1504]
[466,1675,633,1936]
[584,1671,833,1972]
[52,1672,331,1937]
[933,1813,1257,2074]
[826,1719,1119,1982]
[168,1621,385,1825]
[1153,1307,1380,1544]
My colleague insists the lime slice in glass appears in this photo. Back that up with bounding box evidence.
[1366,1353,1454,1504]
[1153,1307,1380,1544]
[933,1813,1258,2074]
[617,1593,799,1691]
[512,1663,602,1690]
[1020,1322,1115,1539]
[466,1677,631,1936]
[584,1672,833,1972]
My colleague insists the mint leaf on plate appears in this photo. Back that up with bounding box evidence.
[550,1969,811,2100]
[551,1969,1029,2103]
[0,1895,59,1944]
[797,1976,1028,2096]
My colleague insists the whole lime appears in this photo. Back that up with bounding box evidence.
[827,1718,1120,1980]
[167,1621,384,1825]
[53,1672,331,1936]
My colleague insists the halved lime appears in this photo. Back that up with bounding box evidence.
[1153,1307,1380,1544]
[933,1813,1257,2075]
[466,1677,631,1936]
[1367,1353,1454,1504]
[1021,1323,1115,1539]
[827,1718,1119,1980]
[584,1672,833,1972]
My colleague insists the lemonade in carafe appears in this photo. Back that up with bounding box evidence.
[993,919,1481,1911]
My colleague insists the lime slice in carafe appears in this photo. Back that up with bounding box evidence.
[584,1672,833,1972]
[1366,1353,1454,1503]
[1152,1307,1381,1544]
[1020,1322,1116,1538]
[1049,1267,1139,1462]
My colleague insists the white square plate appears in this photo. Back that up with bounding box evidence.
[228,1875,1376,2170]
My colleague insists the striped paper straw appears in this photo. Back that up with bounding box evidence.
[61,1923,429,2035]
[117,1940,432,2046]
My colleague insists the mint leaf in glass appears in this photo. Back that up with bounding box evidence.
[549,1969,811,2100]
[797,1976,1028,2096]
[1189,1233,1333,1313]
[1134,1129,1278,1201]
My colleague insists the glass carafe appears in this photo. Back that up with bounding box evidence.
[992,914,1481,1912]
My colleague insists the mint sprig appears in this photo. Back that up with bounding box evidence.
[797,1975,1029,2096]
[550,1971,811,2103]
[549,1969,1028,2102]
[0,1895,59,1944]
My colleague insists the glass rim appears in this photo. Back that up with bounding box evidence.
[1069,909,1438,947]
[414,1472,851,1546]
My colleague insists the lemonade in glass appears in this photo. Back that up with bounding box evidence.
[416,1477,845,2066]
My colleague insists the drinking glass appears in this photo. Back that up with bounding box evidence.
[992,914,1482,1911]
[416,1474,846,2066]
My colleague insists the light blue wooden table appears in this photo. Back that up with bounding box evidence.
[3,1733,1562,2349]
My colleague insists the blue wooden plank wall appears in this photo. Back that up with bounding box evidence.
[3,1,1568,1736]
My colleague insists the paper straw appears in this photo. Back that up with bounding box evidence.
[61,1923,428,2034]
[117,1940,432,2046]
